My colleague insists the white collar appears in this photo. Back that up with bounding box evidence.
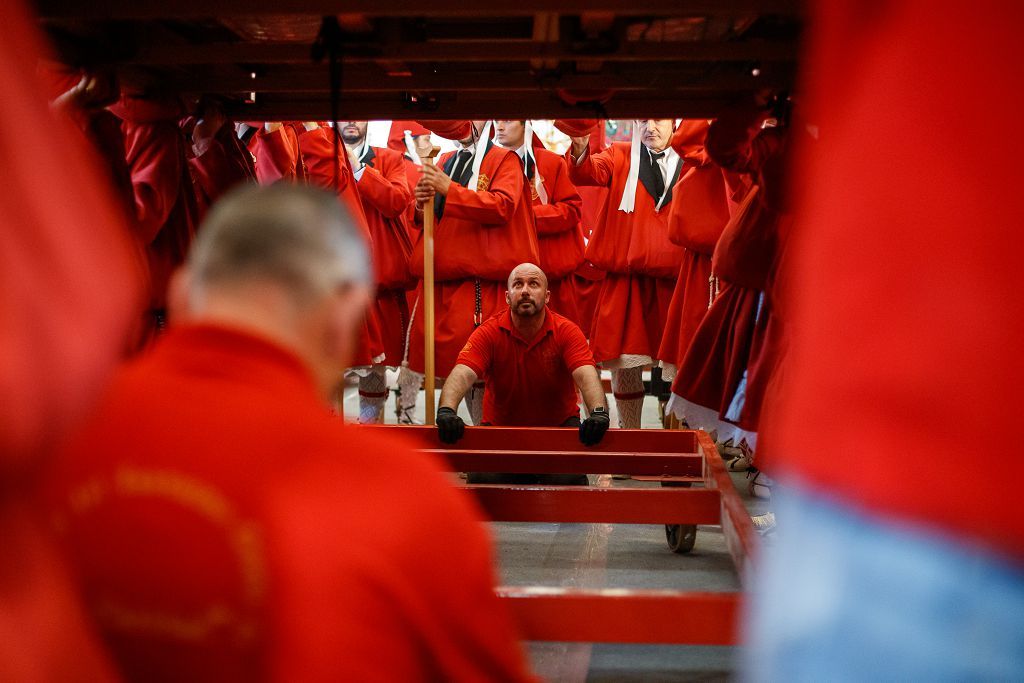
[645,145,678,164]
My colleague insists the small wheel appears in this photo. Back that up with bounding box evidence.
[665,524,697,553]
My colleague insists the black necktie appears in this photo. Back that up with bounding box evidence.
[435,149,473,219]
[650,151,666,197]
[451,149,473,184]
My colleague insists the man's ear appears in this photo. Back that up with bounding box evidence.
[505,290,512,306]
[167,268,192,325]
[544,290,551,305]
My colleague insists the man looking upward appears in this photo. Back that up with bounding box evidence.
[494,120,586,326]
[436,263,610,483]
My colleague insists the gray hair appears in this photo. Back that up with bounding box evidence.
[186,184,372,309]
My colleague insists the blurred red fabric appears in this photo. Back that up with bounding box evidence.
[0,0,140,678]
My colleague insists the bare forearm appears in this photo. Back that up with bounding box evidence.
[439,364,479,411]
[573,365,607,414]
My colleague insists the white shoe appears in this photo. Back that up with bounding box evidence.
[752,511,776,536]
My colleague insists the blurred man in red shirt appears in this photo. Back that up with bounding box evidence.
[437,263,609,484]
[47,185,534,682]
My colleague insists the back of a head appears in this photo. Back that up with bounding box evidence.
[186,184,372,310]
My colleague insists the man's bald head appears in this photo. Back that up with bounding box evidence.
[507,263,548,290]
[506,263,549,319]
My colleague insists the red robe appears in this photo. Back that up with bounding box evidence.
[187,120,257,219]
[114,94,200,317]
[568,142,685,364]
[1,0,141,677]
[656,121,734,377]
[670,118,785,423]
[46,324,534,681]
[706,103,791,437]
[295,126,385,366]
[399,154,423,236]
[356,145,415,366]
[573,259,605,341]
[529,147,584,325]
[250,124,304,185]
[407,144,540,376]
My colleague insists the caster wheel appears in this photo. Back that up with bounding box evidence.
[665,524,697,553]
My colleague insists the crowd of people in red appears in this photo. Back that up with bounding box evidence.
[5,0,1023,679]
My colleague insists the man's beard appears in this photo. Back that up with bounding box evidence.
[341,128,363,145]
[515,297,542,317]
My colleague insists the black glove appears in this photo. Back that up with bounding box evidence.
[579,407,610,446]
[436,406,466,445]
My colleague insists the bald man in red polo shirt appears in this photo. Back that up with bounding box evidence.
[437,263,610,484]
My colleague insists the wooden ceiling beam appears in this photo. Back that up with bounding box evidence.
[123,39,797,66]
[225,92,736,120]
[166,65,788,94]
[34,0,800,20]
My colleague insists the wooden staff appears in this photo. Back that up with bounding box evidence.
[419,145,442,425]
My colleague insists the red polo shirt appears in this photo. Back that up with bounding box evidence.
[457,308,596,426]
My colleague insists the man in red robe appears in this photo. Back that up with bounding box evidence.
[387,120,434,204]
[409,120,540,424]
[111,89,201,348]
[250,121,386,412]
[337,121,416,423]
[668,105,786,487]
[184,99,256,219]
[567,120,687,428]
[295,122,387,378]
[655,120,733,383]
[386,121,438,423]
[494,121,585,325]
[46,184,534,682]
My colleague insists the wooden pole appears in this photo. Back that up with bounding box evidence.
[420,145,442,425]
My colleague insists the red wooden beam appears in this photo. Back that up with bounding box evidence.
[377,424,698,454]
[697,430,758,583]
[462,485,721,524]
[434,449,703,476]
[497,587,741,645]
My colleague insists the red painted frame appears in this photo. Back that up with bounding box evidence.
[371,425,758,645]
